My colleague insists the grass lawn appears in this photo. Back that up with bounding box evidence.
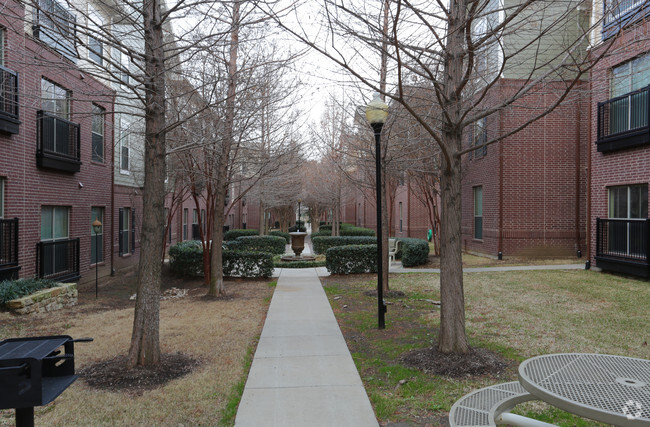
[0,270,273,426]
[322,270,649,426]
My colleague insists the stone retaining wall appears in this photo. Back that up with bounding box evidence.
[7,283,77,315]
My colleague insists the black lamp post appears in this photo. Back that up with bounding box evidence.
[92,219,102,299]
[366,92,389,329]
[297,199,302,230]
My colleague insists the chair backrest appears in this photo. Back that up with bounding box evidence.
[388,239,397,252]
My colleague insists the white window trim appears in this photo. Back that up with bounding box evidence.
[119,114,131,174]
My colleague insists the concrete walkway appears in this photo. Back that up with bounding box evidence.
[235,267,378,426]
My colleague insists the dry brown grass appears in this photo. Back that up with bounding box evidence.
[0,272,273,426]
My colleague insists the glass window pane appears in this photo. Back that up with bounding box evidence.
[474,187,483,216]
[54,207,68,239]
[631,55,650,91]
[0,178,4,218]
[611,63,630,98]
[41,207,53,240]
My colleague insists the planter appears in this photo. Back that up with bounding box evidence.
[6,283,77,315]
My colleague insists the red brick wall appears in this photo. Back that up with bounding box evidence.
[1,2,114,281]
[462,80,588,257]
[588,20,650,264]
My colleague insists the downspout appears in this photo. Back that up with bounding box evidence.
[586,81,593,264]
[110,99,116,276]
[575,88,582,256]
[498,106,504,255]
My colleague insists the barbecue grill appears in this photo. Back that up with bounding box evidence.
[0,335,93,427]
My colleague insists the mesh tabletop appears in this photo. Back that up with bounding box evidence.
[518,353,650,426]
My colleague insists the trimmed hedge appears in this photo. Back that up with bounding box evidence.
[269,230,290,244]
[326,245,377,274]
[224,229,259,241]
[223,251,274,278]
[340,226,375,237]
[310,230,330,239]
[396,237,430,267]
[168,241,275,278]
[229,236,286,255]
[169,240,204,276]
[312,236,376,254]
[0,278,57,305]
[288,225,306,232]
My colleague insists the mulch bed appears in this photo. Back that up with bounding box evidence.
[401,345,509,377]
[80,353,201,395]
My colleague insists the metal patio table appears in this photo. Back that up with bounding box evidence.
[518,353,650,426]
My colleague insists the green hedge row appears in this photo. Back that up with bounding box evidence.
[312,236,376,254]
[325,245,377,274]
[227,236,286,255]
[224,229,259,241]
[223,251,274,278]
[168,241,274,278]
[288,225,306,232]
[340,226,375,237]
[397,237,430,267]
[0,278,57,304]
[269,230,290,244]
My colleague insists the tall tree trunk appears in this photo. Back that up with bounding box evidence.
[128,0,165,367]
[438,152,469,353]
[437,0,470,354]
[208,0,239,297]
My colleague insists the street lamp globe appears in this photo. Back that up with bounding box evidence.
[365,92,389,126]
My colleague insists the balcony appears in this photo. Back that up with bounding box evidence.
[596,85,649,153]
[32,0,78,62]
[595,218,649,278]
[603,0,650,39]
[36,238,80,282]
[37,110,81,172]
[0,66,20,134]
[0,218,20,281]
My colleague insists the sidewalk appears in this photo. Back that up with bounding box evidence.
[235,267,378,426]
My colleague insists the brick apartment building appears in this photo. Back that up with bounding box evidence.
[0,0,114,282]
[461,0,589,258]
[588,0,650,277]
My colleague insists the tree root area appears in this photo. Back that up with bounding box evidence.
[80,353,201,395]
[401,345,508,377]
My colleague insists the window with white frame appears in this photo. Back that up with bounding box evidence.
[87,4,103,65]
[0,177,4,218]
[41,78,70,119]
[92,104,104,162]
[119,207,134,255]
[609,184,648,219]
[0,27,5,66]
[472,0,502,85]
[607,184,648,257]
[609,54,650,135]
[41,206,69,241]
[474,186,483,240]
[118,115,130,173]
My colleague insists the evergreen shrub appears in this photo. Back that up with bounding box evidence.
[397,237,430,267]
[269,230,290,244]
[223,251,274,278]
[169,240,204,276]
[312,236,376,254]
[340,226,375,237]
[224,229,259,241]
[234,236,286,255]
[0,278,57,304]
[325,245,377,274]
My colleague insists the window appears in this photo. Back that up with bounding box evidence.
[603,0,648,36]
[41,206,69,241]
[474,186,483,240]
[41,78,69,119]
[91,207,103,264]
[33,0,77,61]
[87,5,103,65]
[118,115,130,172]
[472,0,502,85]
[609,184,648,219]
[92,104,104,162]
[607,184,648,257]
[201,209,206,232]
[0,27,5,66]
[163,207,171,242]
[470,117,488,158]
[192,209,199,239]
[119,207,135,255]
[399,202,403,233]
[0,177,4,218]
[40,206,73,278]
[183,208,188,240]
[609,54,650,135]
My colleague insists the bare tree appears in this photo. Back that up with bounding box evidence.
[261,0,610,353]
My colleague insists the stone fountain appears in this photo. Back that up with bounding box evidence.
[280,232,316,262]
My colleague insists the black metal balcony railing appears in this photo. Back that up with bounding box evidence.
[596,218,649,277]
[0,218,19,268]
[0,66,19,121]
[37,110,81,172]
[603,0,649,39]
[36,238,80,282]
[597,85,650,152]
